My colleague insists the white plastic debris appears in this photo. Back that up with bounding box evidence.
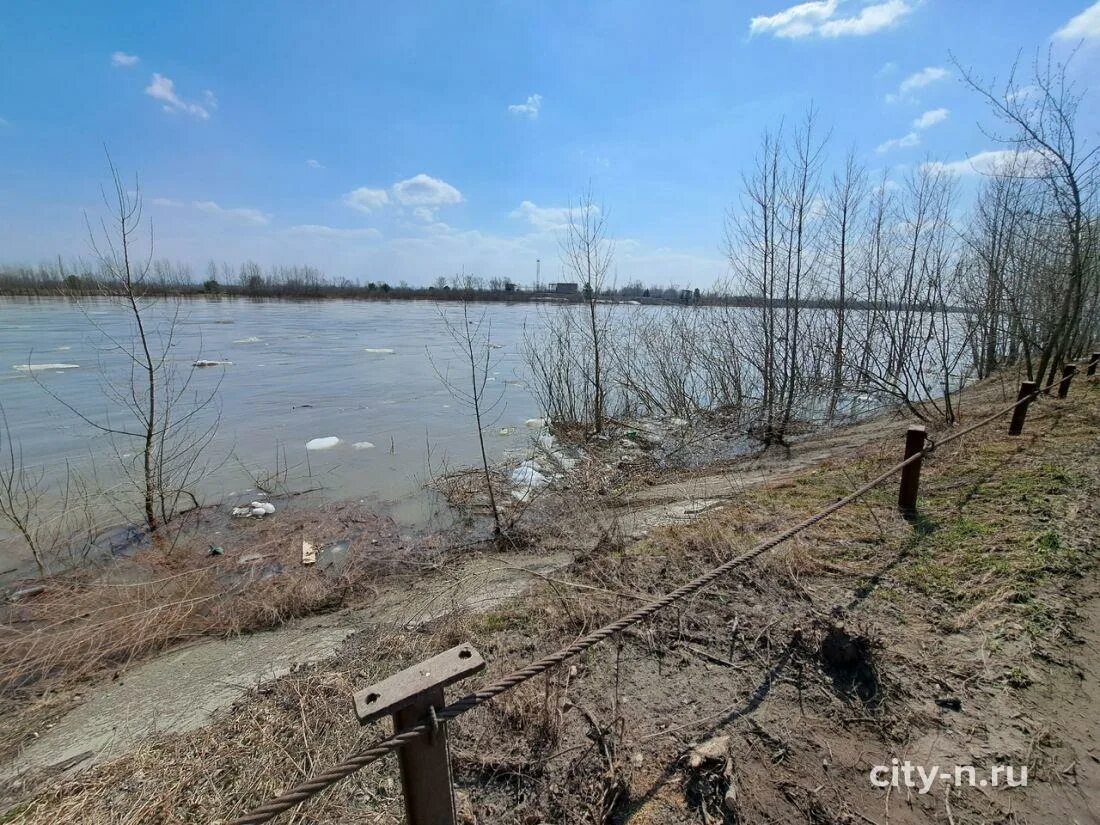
[352,441,375,450]
[302,540,317,565]
[525,418,547,429]
[306,436,341,450]
[231,506,252,517]
[13,363,79,372]
[252,501,275,514]
[510,466,550,489]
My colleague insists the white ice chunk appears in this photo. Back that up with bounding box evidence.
[306,436,341,450]
[250,507,267,517]
[364,348,395,354]
[233,336,262,344]
[231,506,252,517]
[525,418,547,429]
[353,441,375,450]
[251,501,275,514]
[13,363,79,372]
[538,434,555,452]
[193,359,232,367]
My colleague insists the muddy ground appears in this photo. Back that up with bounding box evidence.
[1,374,1098,824]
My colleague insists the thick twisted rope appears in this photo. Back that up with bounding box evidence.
[230,390,1041,824]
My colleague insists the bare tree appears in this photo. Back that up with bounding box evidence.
[432,302,505,536]
[561,187,615,433]
[954,48,1099,388]
[825,151,867,419]
[32,157,222,535]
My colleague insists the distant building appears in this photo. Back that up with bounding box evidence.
[551,282,579,295]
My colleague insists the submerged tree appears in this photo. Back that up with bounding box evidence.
[432,301,505,536]
[33,157,222,534]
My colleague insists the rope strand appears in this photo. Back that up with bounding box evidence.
[229,390,1040,824]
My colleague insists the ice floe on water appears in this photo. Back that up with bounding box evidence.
[13,363,80,372]
[363,348,395,354]
[352,441,375,450]
[306,436,341,450]
[233,337,263,344]
[193,359,233,368]
[525,418,547,429]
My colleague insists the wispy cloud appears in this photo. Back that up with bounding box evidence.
[510,200,601,233]
[749,0,914,39]
[145,73,214,120]
[0,117,9,128]
[913,107,949,129]
[286,224,382,240]
[507,93,543,119]
[306,159,324,169]
[192,200,270,225]
[922,149,1048,177]
[1055,1,1100,39]
[875,132,920,154]
[886,65,949,102]
[111,51,140,68]
[343,187,390,213]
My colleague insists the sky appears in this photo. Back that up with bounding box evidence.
[2,0,1100,288]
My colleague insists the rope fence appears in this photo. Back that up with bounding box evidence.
[230,380,1060,824]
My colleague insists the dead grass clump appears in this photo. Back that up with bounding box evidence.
[0,502,423,713]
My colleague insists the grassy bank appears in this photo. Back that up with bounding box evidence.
[2,374,1097,823]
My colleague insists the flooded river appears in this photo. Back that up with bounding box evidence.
[0,297,545,573]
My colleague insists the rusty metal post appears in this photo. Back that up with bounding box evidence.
[1008,381,1038,436]
[1088,352,1100,376]
[353,644,486,825]
[897,425,926,515]
[1057,363,1076,398]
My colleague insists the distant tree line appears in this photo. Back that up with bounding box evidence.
[0,257,955,311]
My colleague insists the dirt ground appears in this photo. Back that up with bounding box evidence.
[1,374,1098,824]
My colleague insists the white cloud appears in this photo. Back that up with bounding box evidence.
[509,200,589,233]
[886,65,949,102]
[922,149,1049,177]
[913,107,949,129]
[749,0,913,39]
[390,174,464,207]
[0,117,9,128]
[875,132,920,153]
[111,51,139,68]
[306,159,324,169]
[145,73,213,120]
[150,197,184,207]
[1055,1,1100,39]
[193,200,271,226]
[343,187,390,213]
[508,93,543,119]
[286,224,382,240]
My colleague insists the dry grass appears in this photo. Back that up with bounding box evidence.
[0,501,437,760]
[3,375,1098,824]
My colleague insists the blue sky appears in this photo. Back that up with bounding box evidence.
[2,0,1099,287]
